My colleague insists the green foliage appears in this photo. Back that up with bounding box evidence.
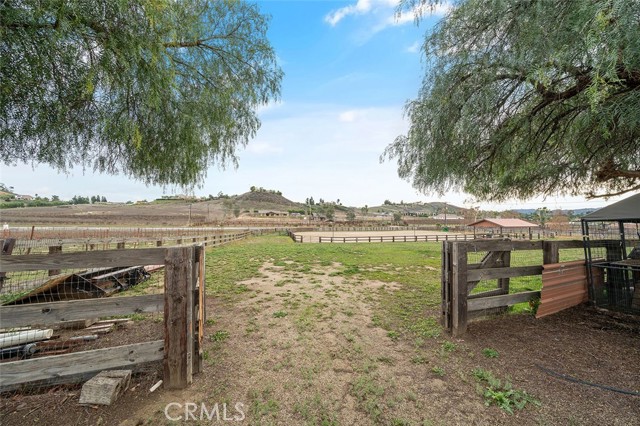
[346,210,356,221]
[481,348,499,359]
[2,0,282,187]
[472,368,540,414]
[209,330,230,342]
[431,366,445,377]
[387,0,640,200]
[272,310,288,318]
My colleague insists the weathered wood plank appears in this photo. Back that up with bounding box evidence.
[0,294,164,328]
[467,265,543,282]
[0,248,166,272]
[468,291,540,311]
[451,243,468,337]
[0,340,163,391]
[164,246,193,389]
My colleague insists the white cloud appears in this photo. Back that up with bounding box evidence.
[406,41,421,53]
[244,141,283,155]
[324,0,397,27]
[338,110,360,122]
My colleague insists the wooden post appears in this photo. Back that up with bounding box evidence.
[164,246,194,389]
[543,241,560,265]
[116,242,125,250]
[451,243,468,336]
[48,246,62,276]
[192,246,205,375]
[157,240,163,247]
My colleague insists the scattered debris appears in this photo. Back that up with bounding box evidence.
[0,329,53,349]
[149,380,163,393]
[3,266,151,305]
[79,370,132,406]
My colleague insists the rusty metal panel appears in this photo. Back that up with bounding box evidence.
[537,260,598,318]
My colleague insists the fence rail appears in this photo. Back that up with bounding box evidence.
[1,229,263,255]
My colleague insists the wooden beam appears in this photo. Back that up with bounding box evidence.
[0,340,163,392]
[0,294,164,328]
[467,265,543,282]
[543,241,560,265]
[0,248,166,272]
[451,243,468,337]
[468,291,540,311]
[163,246,194,389]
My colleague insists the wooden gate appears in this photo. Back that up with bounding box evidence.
[441,239,586,336]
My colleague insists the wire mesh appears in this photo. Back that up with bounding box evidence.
[584,220,640,314]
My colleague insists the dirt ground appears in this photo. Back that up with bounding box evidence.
[1,261,639,425]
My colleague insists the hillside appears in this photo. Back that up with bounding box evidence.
[367,202,465,216]
[233,191,302,211]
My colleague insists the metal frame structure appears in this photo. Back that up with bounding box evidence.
[581,194,640,314]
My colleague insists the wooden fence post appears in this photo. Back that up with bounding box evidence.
[164,246,194,389]
[192,246,205,375]
[451,242,468,337]
[48,246,62,276]
[543,241,560,265]
[116,242,125,250]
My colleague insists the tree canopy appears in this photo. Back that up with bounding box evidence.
[1,0,282,186]
[384,0,640,201]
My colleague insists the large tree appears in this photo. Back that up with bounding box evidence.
[1,0,282,186]
[384,0,640,201]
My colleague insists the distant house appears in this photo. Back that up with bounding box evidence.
[15,194,33,201]
[432,213,464,221]
[256,210,288,217]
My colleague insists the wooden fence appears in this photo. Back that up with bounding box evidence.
[0,246,205,392]
[5,229,259,255]
[441,239,603,336]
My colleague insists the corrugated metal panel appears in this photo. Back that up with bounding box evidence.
[536,260,598,318]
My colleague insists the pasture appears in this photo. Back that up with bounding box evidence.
[2,235,638,425]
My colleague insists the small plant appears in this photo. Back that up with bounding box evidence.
[205,318,216,326]
[482,348,499,358]
[273,310,288,318]
[442,341,457,352]
[528,297,541,315]
[472,368,540,414]
[387,330,400,340]
[411,355,428,364]
[209,330,230,342]
[431,366,445,377]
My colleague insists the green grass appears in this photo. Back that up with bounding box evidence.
[205,235,444,339]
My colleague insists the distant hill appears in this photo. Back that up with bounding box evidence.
[235,191,299,208]
[368,202,465,216]
[514,208,596,216]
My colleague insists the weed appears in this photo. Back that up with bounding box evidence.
[431,366,445,377]
[472,368,540,414]
[387,330,400,340]
[273,310,288,318]
[377,356,395,365]
[442,341,457,352]
[209,330,230,342]
[352,374,385,423]
[411,355,428,365]
[205,318,216,326]
[482,348,499,358]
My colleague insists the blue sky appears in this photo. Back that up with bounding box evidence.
[3,0,627,211]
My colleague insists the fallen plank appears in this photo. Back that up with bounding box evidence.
[0,340,163,392]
